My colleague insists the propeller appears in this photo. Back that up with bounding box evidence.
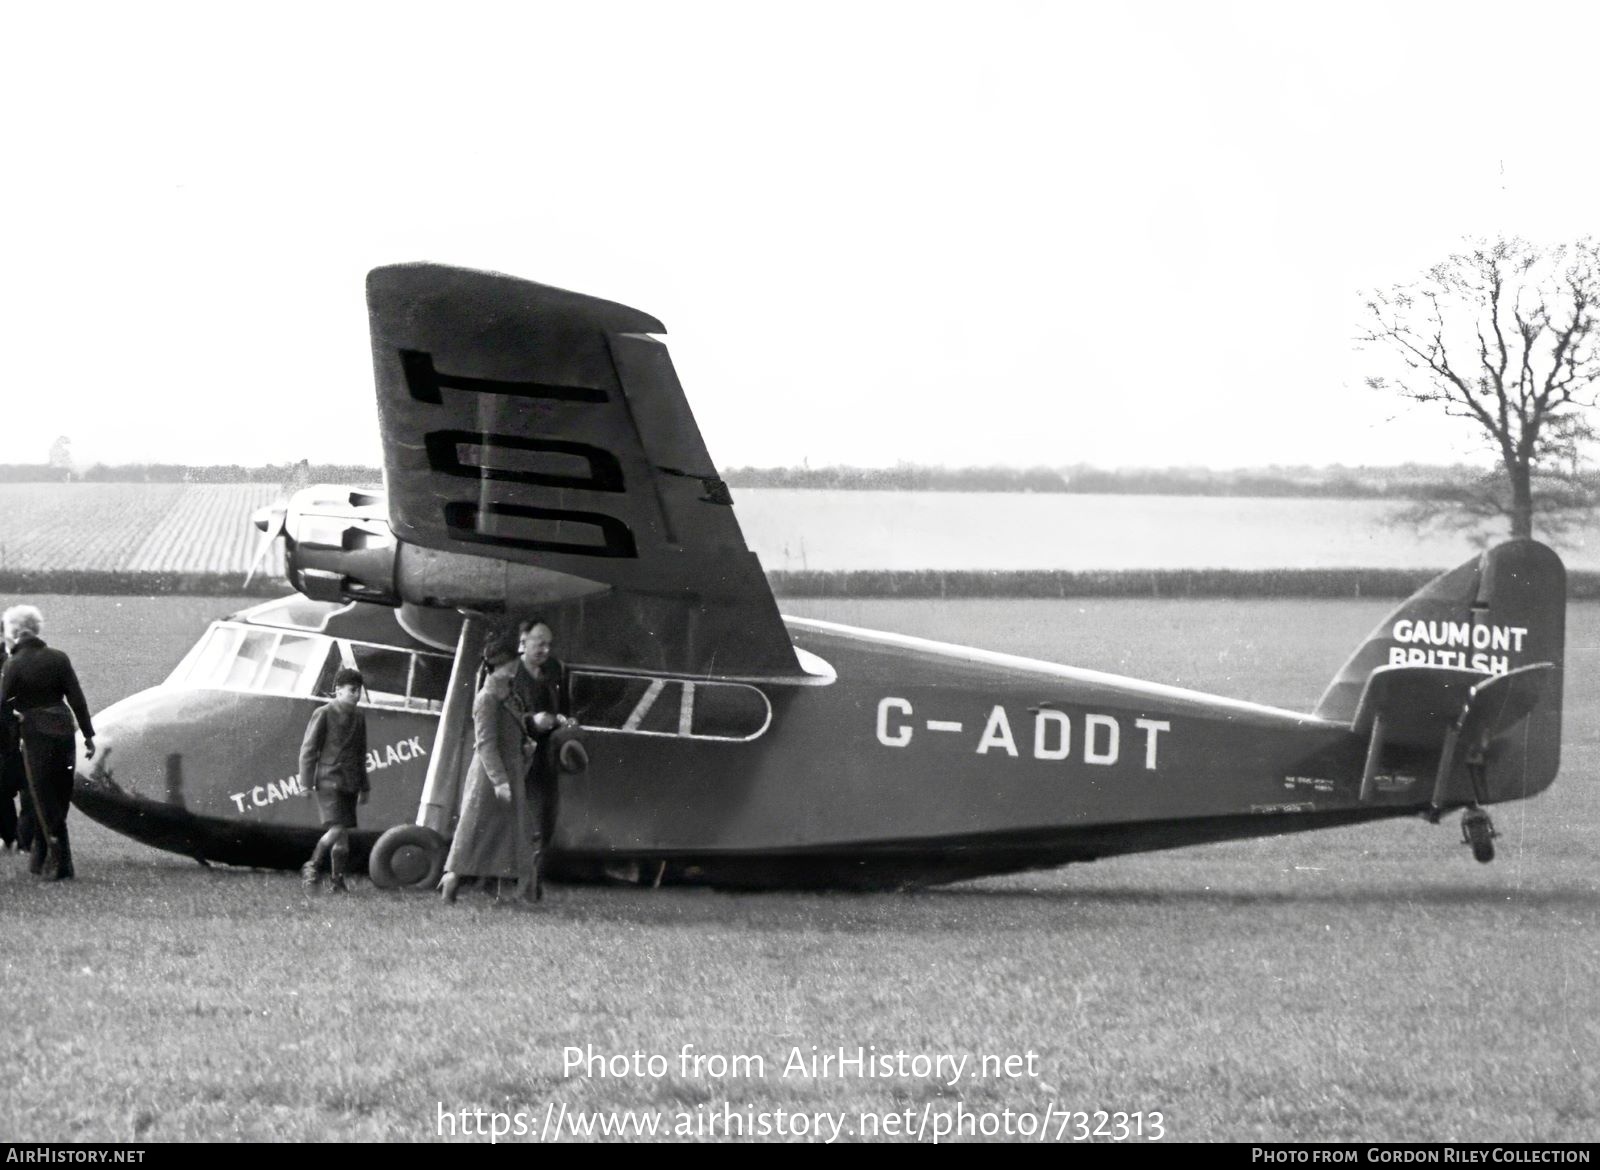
[244,501,289,587]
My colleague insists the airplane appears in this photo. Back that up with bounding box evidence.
[71,263,1567,890]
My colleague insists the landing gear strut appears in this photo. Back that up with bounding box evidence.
[1460,806,1497,864]
[1454,754,1498,864]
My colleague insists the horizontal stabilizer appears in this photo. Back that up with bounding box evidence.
[1432,664,1556,808]
[1351,665,1487,746]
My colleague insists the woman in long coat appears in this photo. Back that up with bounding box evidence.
[438,632,538,902]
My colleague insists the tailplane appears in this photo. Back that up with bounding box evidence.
[1315,540,1566,812]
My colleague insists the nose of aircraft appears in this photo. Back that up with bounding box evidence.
[69,683,343,870]
[77,732,103,783]
[74,688,161,797]
[70,687,206,849]
[70,687,234,865]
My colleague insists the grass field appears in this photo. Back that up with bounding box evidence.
[0,485,282,575]
[1,594,1596,1143]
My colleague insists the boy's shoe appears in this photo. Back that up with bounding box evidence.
[300,861,320,889]
[328,875,350,893]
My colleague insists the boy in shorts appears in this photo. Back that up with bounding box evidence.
[298,667,369,892]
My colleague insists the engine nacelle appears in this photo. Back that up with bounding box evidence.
[259,486,606,613]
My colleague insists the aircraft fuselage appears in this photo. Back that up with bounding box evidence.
[74,607,1448,889]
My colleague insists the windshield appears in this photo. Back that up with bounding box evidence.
[167,622,451,711]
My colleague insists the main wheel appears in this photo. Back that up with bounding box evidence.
[368,824,447,890]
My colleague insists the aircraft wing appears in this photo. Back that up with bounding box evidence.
[367,263,799,677]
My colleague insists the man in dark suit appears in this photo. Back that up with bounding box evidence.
[513,618,574,901]
[1,605,95,880]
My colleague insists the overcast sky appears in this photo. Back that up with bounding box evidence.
[6,1,1597,472]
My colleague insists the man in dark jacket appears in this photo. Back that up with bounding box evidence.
[513,619,574,901]
[1,605,95,880]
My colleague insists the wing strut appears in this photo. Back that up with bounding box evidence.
[416,614,485,837]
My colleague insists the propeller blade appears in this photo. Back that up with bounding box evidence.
[244,502,288,587]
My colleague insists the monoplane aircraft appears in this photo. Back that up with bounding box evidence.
[73,264,1567,888]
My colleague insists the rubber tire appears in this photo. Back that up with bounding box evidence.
[1463,812,1495,865]
[368,824,447,890]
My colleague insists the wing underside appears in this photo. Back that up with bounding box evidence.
[367,263,799,677]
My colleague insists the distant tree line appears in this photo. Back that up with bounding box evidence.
[0,465,68,483]
[722,465,1070,492]
[718,463,1587,499]
[7,460,1594,500]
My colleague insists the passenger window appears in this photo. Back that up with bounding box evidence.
[410,654,453,711]
[691,682,770,739]
[349,644,411,707]
[571,672,769,741]
[631,680,685,735]
[573,673,659,731]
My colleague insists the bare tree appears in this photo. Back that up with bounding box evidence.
[1362,237,1600,539]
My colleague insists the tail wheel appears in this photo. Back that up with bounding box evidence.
[368,824,447,889]
[1461,808,1497,865]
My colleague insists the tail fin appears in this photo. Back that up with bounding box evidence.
[1315,540,1566,802]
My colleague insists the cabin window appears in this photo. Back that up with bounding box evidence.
[348,644,413,708]
[342,642,452,711]
[573,674,656,729]
[408,654,453,711]
[571,672,770,741]
[691,682,770,739]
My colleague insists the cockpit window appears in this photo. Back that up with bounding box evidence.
[172,622,449,710]
[259,635,323,695]
[224,631,277,689]
[176,625,241,688]
[572,672,770,741]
